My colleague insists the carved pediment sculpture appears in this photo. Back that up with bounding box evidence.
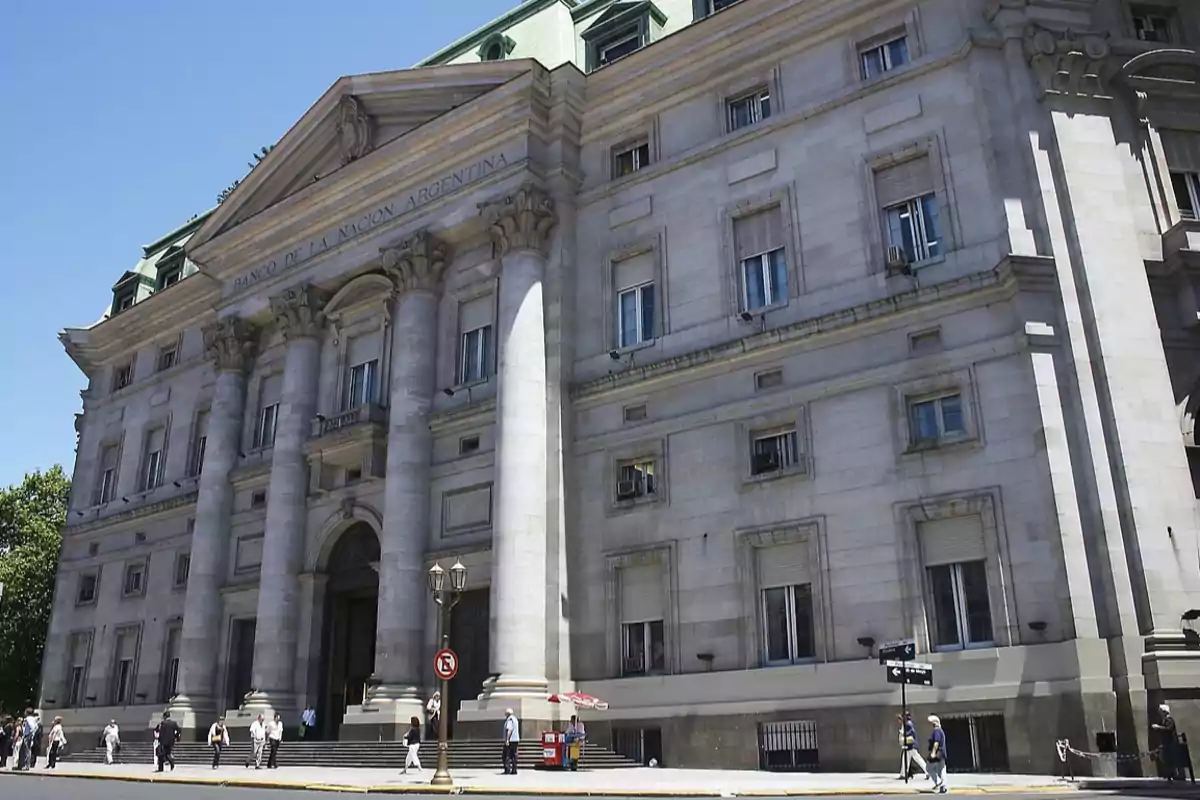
[336,94,375,166]
[1023,24,1112,100]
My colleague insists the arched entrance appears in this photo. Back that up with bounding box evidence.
[318,522,380,740]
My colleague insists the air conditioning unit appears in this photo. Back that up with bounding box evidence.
[616,479,639,500]
[752,450,781,474]
[886,245,911,273]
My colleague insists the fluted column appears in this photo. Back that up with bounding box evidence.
[483,184,556,700]
[369,231,448,707]
[246,284,327,714]
[171,317,257,728]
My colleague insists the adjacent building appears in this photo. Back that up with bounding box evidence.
[48,0,1200,773]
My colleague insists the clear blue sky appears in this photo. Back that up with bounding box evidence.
[0,0,517,489]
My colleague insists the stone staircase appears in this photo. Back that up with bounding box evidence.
[62,740,638,770]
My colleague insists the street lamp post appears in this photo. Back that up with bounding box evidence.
[428,560,466,787]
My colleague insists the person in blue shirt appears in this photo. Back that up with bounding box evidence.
[898,712,928,779]
[927,715,947,793]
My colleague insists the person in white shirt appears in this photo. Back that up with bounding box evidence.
[426,691,441,731]
[46,717,66,769]
[300,706,317,740]
[248,714,266,769]
[502,709,520,775]
[267,713,284,769]
[208,717,230,769]
[102,720,120,765]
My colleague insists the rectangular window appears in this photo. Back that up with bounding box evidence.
[711,0,742,11]
[616,459,657,500]
[115,293,135,313]
[597,27,643,67]
[1131,6,1175,42]
[622,620,666,676]
[459,325,493,385]
[173,552,190,589]
[927,560,993,650]
[728,88,771,132]
[97,443,120,504]
[751,428,800,475]
[157,343,178,372]
[613,141,651,178]
[860,35,910,79]
[76,572,98,606]
[112,361,133,392]
[123,562,146,597]
[1173,171,1199,221]
[161,625,182,703]
[114,658,133,704]
[111,626,138,705]
[885,194,943,264]
[459,435,480,455]
[755,369,783,391]
[190,410,209,477]
[345,359,379,410]
[617,283,656,348]
[67,665,85,707]
[255,403,279,449]
[762,584,815,664]
[142,427,166,491]
[734,206,788,311]
[909,392,966,446]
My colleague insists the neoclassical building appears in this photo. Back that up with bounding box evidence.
[48,0,1200,773]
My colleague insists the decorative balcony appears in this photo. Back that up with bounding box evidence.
[306,404,388,489]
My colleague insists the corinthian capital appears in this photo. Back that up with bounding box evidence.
[270,284,329,340]
[481,183,557,259]
[380,229,450,294]
[203,317,259,373]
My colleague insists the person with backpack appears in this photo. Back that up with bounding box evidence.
[154,711,179,772]
[208,716,230,769]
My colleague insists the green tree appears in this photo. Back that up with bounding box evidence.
[216,144,276,205]
[0,466,69,711]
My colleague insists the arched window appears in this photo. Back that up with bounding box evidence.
[477,34,514,62]
[484,41,504,61]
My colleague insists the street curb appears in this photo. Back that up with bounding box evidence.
[0,770,1079,796]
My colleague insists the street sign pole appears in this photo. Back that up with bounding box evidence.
[901,675,908,784]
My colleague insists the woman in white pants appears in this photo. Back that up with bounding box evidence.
[897,713,928,779]
[402,716,422,774]
[102,720,120,765]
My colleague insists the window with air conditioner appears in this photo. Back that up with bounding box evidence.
[734,206,788,311]
[727,88,771,132]
[345,359,379,410]
[762,584,815,665]
[875,155,943,268]
[1172,171,1199,221]
[751,428,800,476]
[908,392,966,448]
[616,459,657,501]
[859,35,910,79]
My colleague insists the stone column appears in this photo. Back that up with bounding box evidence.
[245,284,327,716]
[481,184,556,707]
[170,317,257,731]
[342,231,448,737]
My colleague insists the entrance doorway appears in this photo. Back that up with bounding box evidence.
[226,618,256,710]
[446,588,489,737]
[318,523,380,740]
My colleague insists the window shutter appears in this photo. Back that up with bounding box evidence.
[614,251,655,290]
[874,155,934,208]
[101,444,119,470]
[919,515,986,565]
[459,295,493,333]
[756,541,811,588]
[346,334,379,367]
[147,427,166,454]
[620,563,664,622]
[734,206,785,261]
[1161,129,1200,173]
[117,628,138,660]
[260,374,283,407]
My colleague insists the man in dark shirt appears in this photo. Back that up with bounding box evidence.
[927,714,947,794]
[155,712,180,772]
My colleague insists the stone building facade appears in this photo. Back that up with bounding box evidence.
[47,0,1200,773]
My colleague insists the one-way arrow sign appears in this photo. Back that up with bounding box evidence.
[885,661,934,686]
[878,641,916,664]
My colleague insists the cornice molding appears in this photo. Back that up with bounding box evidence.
[1022,22,1113,100]
[64,489,199,536]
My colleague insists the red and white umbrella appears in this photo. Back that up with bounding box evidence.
[548,691,610,711]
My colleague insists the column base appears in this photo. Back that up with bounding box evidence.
[456,675,558,735]
[160,694,218,740]
[223,691,297,732]
[340,697,426,742]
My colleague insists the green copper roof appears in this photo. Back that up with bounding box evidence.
[417,0,578,66]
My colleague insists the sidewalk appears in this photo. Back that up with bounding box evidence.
[1,761,1078,795]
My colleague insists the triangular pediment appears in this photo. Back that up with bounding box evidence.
[190,61,534,250]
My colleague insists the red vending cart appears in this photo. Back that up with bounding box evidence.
[541,730,566,769]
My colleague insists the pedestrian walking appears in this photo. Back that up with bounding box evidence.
[267,713,283,769]
[502,708,520,775]
[154,711,179,772]
[1153,703,1182,780]
[10,713,24,771]
[46,717,66,769]
[426,691,441,732]
[17,708,38,770]
[208,717,230,769]
[300,706,316,740]
[27,710,43,769]
[248,714,266,769]
[927,715,947,793]
[102,720,120,765]
[403,715,422,774]
[0,715,12,769]
[897,712,928,780]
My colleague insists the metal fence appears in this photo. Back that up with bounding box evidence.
[758,719,819,772]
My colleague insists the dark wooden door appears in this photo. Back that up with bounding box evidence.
[226,619,256,710]
[447,589,489,737]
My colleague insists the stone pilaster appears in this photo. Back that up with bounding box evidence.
[342,232,448,737]
[245,285,327,717]
[464,185,556,720]
[170,317,258,732]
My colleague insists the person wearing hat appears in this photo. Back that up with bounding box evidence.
[927,715,947,793]
[1153,703,1181,780]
